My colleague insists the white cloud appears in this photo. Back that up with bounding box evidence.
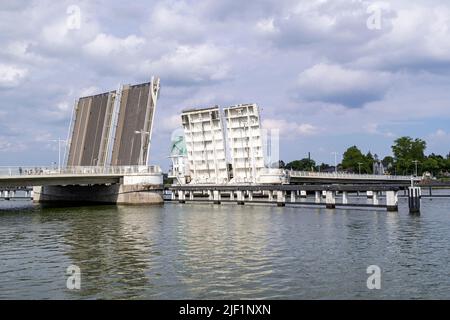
[0,136,26,152]
[83,33,146,57]
[262,118,319,136]
[0,64,28,88]
[296,63,391,107]
[146,44,231,85]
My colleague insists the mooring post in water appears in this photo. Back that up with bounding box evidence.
[408,186,421,214]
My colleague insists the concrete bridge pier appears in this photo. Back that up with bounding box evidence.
[248,191,254,202]
[189,191,194,201]
[236,190,244,205]
[268,191,274,202]
[326,191,336,209]
[178,190,186,203]
[342,191,349,205]
[386,191,399,212]
[315,191,321,203]
[290,191,296,203]
[373,192,379,205]
[277,191,286,207]
[33,174,164,205]
[3,190,10,200]
[213,190,221,204]
[229,191,234,201]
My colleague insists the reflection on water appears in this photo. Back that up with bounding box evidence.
[0,197,450,299]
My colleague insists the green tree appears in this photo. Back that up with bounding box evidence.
[382,156,395,173]
[391,137,426,175]
[286,158,316,171]
[342,146,372,174]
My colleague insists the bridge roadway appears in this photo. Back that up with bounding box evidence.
[0,166,160,189]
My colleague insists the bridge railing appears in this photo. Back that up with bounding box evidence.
[0,166,162,177]
[288,170,417,181]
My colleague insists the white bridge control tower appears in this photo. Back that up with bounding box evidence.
[181,106,229,184]
[224,104,265,184]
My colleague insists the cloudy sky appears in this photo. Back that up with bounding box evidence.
[1,0,450,169]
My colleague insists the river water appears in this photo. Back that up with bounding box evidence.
[0,194,450,300]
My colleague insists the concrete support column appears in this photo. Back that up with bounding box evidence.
[277,191,286,207]
[4,190,10,200]
[386,191,398,212]
[342,191,348,205]
[315,191,321,204]
[300,190,307,198]
[213,190,221,204]
[30,190,34,199]
[367,191,374,199]
[408,187,421,214]
[236,191,244,205]
[171,191,176,200]
[373,192,379,205]
[178,190,186,203]
[189,191,194,200]
[208,190,213,201]
[229,191,234,201]
[10,191,15,199]
[326,191,336,209]
[322,190,327,199]
[248,191,253,201]
[268,190,274,202]
[291,191,296,203]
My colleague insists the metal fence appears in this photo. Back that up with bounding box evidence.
[0,166,162,177]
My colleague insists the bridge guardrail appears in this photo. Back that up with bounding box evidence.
[288,170,418,181]
[0,166,162,177]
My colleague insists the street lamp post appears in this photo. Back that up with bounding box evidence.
[358,162,363,175]
[332,152,338,173]
[135,130,150,166]
[49,138,66,172]
[412,160,419,177]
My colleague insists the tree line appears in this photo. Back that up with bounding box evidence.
[278,136,450,178]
